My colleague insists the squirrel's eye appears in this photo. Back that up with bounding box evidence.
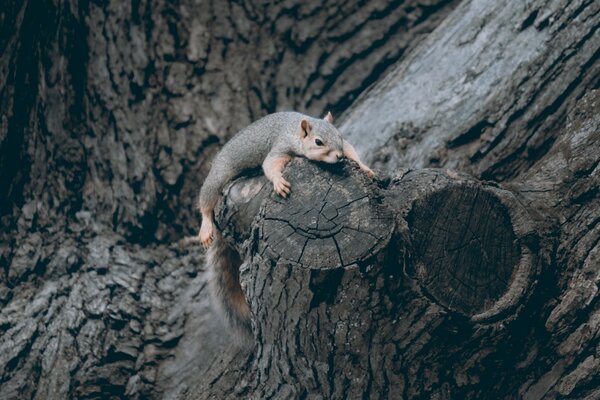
[315,138,324,146]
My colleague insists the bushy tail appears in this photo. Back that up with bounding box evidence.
[207,233,253,348]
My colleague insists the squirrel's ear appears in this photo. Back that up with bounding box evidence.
[300,119,312,138]
[324,111,334,124]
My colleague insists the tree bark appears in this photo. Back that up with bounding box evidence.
[0,0,598,399]
[187,154,545,398]
[0,0,458,398]
[341,0,600,181]
[182,0,600,394]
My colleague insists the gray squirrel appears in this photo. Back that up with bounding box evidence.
[198,111,374,346]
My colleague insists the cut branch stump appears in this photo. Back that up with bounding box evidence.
[203,158,539,398]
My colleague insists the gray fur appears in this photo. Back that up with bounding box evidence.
[200,111,343,347]
[198,111,343,211]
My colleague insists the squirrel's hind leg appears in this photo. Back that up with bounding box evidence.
[199,209,215,248]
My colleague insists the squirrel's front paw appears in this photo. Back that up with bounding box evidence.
[273,176,291,198]
[199,222,214,249]
[360,164,376,178]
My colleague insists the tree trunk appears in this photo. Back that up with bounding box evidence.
[190,158,541,398]
[185,0,600,396]
[0,0,598,399]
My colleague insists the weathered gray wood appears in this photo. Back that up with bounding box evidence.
[506,90,600,399]
[341,0,600,180]
[193,89,599,398]
[256,159,394,268]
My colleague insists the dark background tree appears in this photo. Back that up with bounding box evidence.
[0,0,598,399]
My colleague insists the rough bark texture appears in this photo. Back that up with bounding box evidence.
[342,0,600,180]
[199,92,600,399]
[0,0,459,398]
[188,160,541,399]
[1,0,599,398]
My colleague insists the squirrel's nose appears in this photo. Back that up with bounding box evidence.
[336,152,344,160]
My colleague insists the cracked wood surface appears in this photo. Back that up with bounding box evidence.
[387,169,538,322]
[256,159,394,269]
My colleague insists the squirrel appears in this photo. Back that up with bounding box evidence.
[198,111,374,346]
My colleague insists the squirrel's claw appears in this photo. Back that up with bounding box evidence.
[273,177,291,198]
[199,221,214,249]
[361,164,376,178]
[201,237,213,249]
[200,233,213,249]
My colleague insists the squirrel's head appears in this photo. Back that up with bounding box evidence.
[299,112,344,164]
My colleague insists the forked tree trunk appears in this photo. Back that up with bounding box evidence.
[191,156,541,398]
[186,87,599,399]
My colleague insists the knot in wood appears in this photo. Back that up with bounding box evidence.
[256,158,394,269]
